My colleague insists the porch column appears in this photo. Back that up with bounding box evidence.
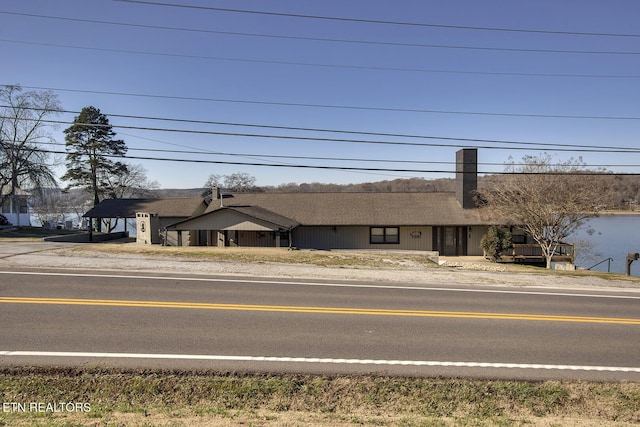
[10,196,19,227]
[275,231,281,248]
[177,230,183,246]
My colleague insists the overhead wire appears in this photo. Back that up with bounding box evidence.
[2,11,639,56]
[4,5,639,181]
[3,39,639,80]
[9,105,639,153]
[115,0,640,38]
[36,139,640,169]
[8,144,640,176]
[8,142,640,176]
[13,85,640,121]
[4,114,640,154]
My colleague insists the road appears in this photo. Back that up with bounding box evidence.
[1,267,639,380]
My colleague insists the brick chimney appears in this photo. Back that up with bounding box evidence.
[456,148,478,209]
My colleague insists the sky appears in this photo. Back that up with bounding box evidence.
[2,0,640,189]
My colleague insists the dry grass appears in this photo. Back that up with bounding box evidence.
[65,244,440,269]
[64,243,640,283]
[1,367,639,426]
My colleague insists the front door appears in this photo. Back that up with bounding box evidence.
[443,227,457,256]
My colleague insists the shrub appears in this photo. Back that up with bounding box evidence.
[0,214,11,226]
[481,226,512,261]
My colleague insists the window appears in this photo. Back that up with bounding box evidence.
[370,227,399,244]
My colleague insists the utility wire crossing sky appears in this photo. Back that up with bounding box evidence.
[3,0,640,188]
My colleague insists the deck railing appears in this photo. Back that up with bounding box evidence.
[511,243,574,262]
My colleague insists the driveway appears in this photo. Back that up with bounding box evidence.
[0,241,79,259]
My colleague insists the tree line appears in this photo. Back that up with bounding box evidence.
[201,172,639,211]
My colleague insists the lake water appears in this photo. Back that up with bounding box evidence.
[30,215,137,237]
[571,215,640,276]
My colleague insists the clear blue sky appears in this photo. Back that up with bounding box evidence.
[3,0,640,188]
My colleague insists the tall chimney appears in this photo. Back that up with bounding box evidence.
[212,186,221,200]
[456,148,477,209]
[211,186,224,208]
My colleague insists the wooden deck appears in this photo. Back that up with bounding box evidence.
[494,243,575,265]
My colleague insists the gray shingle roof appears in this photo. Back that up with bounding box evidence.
[83,198,206,219]
[206,192,494,226]
[223,205,300,229]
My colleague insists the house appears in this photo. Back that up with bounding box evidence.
[82,197,207,244]
[164,149,495,256]
[0,187,31,226]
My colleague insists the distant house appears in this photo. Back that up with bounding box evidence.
[164,149,495,256]
[0,187,31,226]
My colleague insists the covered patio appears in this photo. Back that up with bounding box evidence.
[166,205,299,248]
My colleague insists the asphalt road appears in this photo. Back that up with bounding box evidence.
[1,267,639,380]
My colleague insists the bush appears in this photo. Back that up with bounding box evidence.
[481,226,512,261]
[0,214,11,226]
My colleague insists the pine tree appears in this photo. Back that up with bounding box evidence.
[62,106,128,209]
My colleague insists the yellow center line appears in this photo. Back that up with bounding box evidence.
[1,297,639,325]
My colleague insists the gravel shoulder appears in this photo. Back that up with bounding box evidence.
[2,241,639,292]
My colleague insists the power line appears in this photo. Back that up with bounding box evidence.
[13,145,640,176]
[38,107,640,153]
[5,114,640,154]
[41,140,640,169]
[5,103,640,153]
[3,11,639,56]
[4,39,638,80]
[15,85,640,121]
[115,0,640,38]
[7,39,640,80]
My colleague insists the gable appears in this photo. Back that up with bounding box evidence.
[170,207,298,231]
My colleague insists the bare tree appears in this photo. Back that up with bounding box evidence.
[0,85,61,223]
[202,172,258,201]
[478,154,609,269]
[102,163,159,199]
[100,163,159,233]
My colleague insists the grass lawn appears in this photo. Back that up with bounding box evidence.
[1,367,639,426]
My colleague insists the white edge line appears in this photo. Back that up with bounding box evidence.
[1,351,639,373]
[0,270,638,300]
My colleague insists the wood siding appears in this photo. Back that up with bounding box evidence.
[292,226,432,250]
[173,210,277,231]
[237,231,278,247]
[467,225,488,256]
